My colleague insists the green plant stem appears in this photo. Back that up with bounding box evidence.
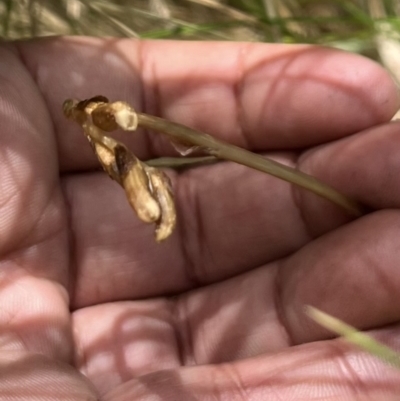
[306,306,400,369]
[146,156,217,168]
[137,113,363,217]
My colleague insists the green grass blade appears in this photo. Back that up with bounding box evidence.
[306,306,400,369]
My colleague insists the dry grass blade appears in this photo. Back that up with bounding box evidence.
[185,0,259,24]
[0,0,399,55]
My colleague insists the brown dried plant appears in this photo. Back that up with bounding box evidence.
[63,96,176,242]
[63,96,363,242]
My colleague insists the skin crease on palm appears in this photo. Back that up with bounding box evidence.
[2,36,400,401]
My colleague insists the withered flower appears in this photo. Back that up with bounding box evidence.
[114,144,161,224]
[63,96,177,242]
[146,167,176,242]
[91,101,138,132]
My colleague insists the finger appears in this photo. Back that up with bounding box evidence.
[15,38,399,171]
[103,332,400,401]
[295,120,400,235]
[280,209,400,345]
[165,210,400,363]
[0,45,71,362]
[0,44,67,267]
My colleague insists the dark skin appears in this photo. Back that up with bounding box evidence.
[1,37,400,400]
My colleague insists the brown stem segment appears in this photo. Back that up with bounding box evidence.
[137,113,363,217]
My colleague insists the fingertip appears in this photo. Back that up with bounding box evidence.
[357,54,400,124]
[241,45,400,148]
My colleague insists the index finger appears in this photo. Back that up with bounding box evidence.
[16,38,399,171]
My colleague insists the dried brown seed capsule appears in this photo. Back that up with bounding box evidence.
[63,96,110,125]
[92,101,138,132]
[147,167,177,242]
[79,96,109,112]
[63,96,177,241]
[80,123,121,183]
[87,95,110,104]
[90,139,121,184]
[91,104,119,132]
[115,145,161,223]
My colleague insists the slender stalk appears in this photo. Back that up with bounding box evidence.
[137,113,363,217]
[306,306,400,369]
[146,155,217,168]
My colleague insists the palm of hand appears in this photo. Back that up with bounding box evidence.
[1,38,400,401]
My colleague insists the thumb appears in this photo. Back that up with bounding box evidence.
[0,351,97,401]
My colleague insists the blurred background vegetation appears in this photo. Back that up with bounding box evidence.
[1,0,400,83]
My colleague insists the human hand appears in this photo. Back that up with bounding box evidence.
[1,37,400,400]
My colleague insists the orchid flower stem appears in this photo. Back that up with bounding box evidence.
[137,113,363,217]
[146,155,217,168]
